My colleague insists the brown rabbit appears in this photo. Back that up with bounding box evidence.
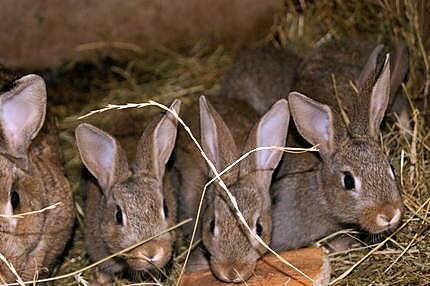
[75,100,180,284]
[221,46,301,115]
[175,95,289,282]
[222,41,409,124]
[0,74,74,282]
[270,42,406,250]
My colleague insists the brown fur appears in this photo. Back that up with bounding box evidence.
[75,100,180,284]
[0,74,74,282]
[174,95,289,282]
[221,46,301,115]
[270,41,406,250]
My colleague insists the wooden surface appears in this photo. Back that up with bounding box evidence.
[180,247,330,286]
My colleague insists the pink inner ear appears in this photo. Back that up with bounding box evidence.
[1,88,42,153]
[200,104,219,166]
[258,115,281,166]
[308,108,330,141]
[256,101,289,168]
[81,128,116,177]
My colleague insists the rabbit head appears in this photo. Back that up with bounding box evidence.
[289,53,403,236]
[199,96,289,282]
[76,100,180,272]
[0,75,62,280]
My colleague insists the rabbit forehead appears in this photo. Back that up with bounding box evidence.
[335,139,390,169]
[214,183,264,217]
[112,176,163,209]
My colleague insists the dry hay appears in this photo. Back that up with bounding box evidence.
[9,0,428,285]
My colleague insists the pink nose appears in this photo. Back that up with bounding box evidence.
[127,242,171,271]
[376,208,401,228]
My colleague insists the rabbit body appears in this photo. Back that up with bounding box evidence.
[175,94,289,282]
[270,40,407,250]
[0,74,74,282]
[221,46,300,115]
[75,100,181,283]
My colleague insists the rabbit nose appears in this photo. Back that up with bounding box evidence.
[127,244,169,271]
[141,247,165,263]
[376,208,401,227]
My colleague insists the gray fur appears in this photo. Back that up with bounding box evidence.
[0,74,74,282]
[175,95,289,282]
[75,100,180,284]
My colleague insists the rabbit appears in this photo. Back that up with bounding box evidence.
[174,94,290,283]
[221,41,409,126]
[75,99,181,284]
[269,41,407,251]
[221,46,301,115]
[0,74,75,282]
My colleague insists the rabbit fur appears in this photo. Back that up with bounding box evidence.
[271,41,407,250]
[0,74,75,282]
[75,100,181,284]
[174,94,290,282]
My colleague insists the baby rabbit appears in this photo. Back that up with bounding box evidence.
[221,46,300,115]
[0,74,74,282]
[75,100,181,284]
[270,41,407,250]
[222,41,409,122]
[175,95,289,282]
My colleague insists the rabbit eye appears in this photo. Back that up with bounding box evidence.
[209,219,215,235]
[115,205,123,225]
[342,171,355,190]
[11,190,20,211]
[256,218,263,236]
[163,199,169,218]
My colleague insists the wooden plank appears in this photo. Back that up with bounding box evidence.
[180,247,330,286]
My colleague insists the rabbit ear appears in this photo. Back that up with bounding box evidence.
[75,123,129,192]
[289,92,334,157]
[0,75,46,162]
[368,54,390,138]
[389,42,408,100]
[388,43,410,132]
[199,96,237,173]
[136,99,181,180]
[357,44,385,89]
[240,99,289,181]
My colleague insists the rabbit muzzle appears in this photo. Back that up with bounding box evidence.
[360,200,403,234]
[210,259,255,283]
[125,240,172,271]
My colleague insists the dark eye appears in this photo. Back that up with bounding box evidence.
[256,218,263,236]
[163,199,169,218]
[343,171,355,190]
[115,205,123,225]
[11,190,20,211]
[209,219,215,235]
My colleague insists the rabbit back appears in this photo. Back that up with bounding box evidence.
[221,46,300,115]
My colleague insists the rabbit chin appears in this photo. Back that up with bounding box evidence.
[210,259,255,283]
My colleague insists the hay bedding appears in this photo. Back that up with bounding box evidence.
[12,1,428,285]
